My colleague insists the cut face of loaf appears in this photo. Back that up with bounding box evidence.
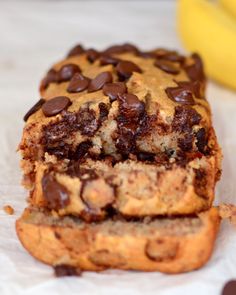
[16,207,220,273]
[30,150,219,220]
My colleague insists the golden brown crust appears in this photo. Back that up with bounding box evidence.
[16,207,220,273]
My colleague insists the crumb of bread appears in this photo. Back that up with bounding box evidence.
[219,203,236,227]
[3,205,14,215]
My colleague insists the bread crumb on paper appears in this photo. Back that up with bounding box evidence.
[219,203,236,227]
[3,205,14,215]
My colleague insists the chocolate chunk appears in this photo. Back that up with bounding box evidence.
[42,96,72,117]
[116,61,142,80]
[155,59,180,75]
[57,64,81,82]
[103,82,127,102]
[98,102,109,122]
[42,173,70,209]
[222,280,236,295]
[184,53,205,82]
[172,106,202,133]
[67,73,90,93]
[165,86,195,105]
[118,93,145,118]
[103,43,139,55]
[40,68,58,91]
[100,55,120,66]
[157,50,185,63]
[86,48,100,63]
[88,71,112,92]
[196,128,208,153]
[67,44,85,57]
[24,98,45,121]
[54,265,81,277]
[77,105,98,136]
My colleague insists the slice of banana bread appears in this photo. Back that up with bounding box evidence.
[18,44,221,216]
[16,207,220,273]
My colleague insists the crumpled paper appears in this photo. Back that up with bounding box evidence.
[0,1,235,295]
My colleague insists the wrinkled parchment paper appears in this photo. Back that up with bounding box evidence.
[0,1,235,294]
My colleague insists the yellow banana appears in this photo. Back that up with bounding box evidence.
[220,0,236,19]
[177,0,236,90]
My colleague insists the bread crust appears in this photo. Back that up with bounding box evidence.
[16,207,220,273]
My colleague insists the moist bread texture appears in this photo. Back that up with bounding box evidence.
[17,43,222,273]
[16,207,220,273]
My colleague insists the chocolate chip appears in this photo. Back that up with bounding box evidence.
[165,86,195,105]
[67,73,90,93]
[158,50,185,63]
[103,43,139,55]
[57,64,81,82]
[76,105,98,136]
[118,93,145,118]
[100,55,120,66]
[42,173,70,209]
[193,168,208,199]
[67,44,85,57]
[116,61,142,80]
[154,59,180,75]
[86,48,100,63]
[74,141,92,161]
[137,152,155,162]
[40,68,58,91]
[103,82,127,102]
[42,96,71,117]
[23,98,45,121]
[172,106,202,133]
[177,80,202,98]
[54,265,81,277]
[184,53,205,82]
[222,280,236,295]
[178,133,193,151]
[88,71,112,92]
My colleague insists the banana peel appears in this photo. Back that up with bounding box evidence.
[220,0,236,19]
[177,0,236,90]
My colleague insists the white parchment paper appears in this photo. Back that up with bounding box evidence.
[0,1,235,294]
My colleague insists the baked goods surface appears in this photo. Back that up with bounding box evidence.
[19,43,221,218]
[16,207,220,273]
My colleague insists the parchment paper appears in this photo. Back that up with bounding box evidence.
[0,1,235,294]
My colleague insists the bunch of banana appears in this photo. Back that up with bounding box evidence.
[177,0,236,90]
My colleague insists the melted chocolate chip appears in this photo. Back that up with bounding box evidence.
[165,86,195,105]
[103,43,139,55]
[177,80,202,98]
[184,53,205,82]
[100,55,120,66]
[74,141,92,161]
[67,73,90,93]
[154,59,180,75]
[57,64,81,82]
[88,71,112,92]
[158,51,185,63]
[172,106,202,133]
[178,134,193,151]
[98,102,109,122]
[67,44,85,57]
[103,82,127,102]
[222,280,236,295]
[24,98,45,121]
[118,93,145,118]
[116,61,142,80]
[76,105,98,136]
[42,96,72,117]
[193,168,208,199]
[42,173,70,209]
[54,265,81,277]
[137,152,155,162]
[86,49,100,63]
[196,128,208,153]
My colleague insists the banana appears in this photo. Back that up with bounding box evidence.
[177,0,236,90]
[220,0,236,19]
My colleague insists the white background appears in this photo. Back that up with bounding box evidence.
[0,1,235,294]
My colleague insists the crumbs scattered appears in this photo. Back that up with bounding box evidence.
[3,205,14,215]
[219,203,236,228]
